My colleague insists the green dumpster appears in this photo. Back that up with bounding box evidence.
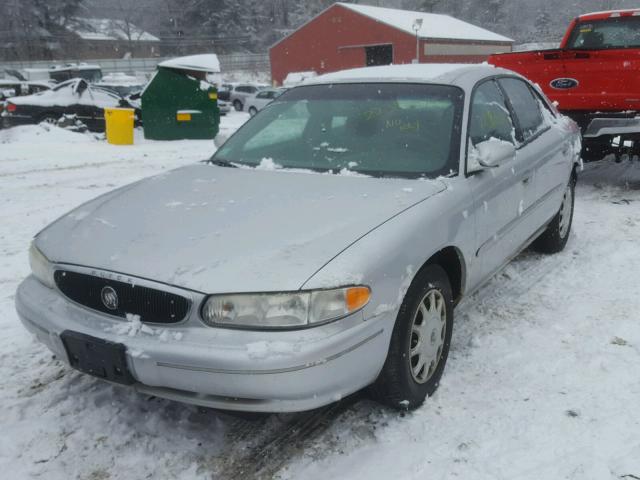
[142,54,221,140]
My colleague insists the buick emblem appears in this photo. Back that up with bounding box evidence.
[100,286,119,310]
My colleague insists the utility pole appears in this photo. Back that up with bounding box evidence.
[412,18,423,64]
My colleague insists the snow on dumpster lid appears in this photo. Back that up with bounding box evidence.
[158,54,221,73]
[337,3,513,43]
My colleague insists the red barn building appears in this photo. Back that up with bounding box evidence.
[270,2,514,85]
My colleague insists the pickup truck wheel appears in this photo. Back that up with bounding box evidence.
[531,176,575,254]
[582,138,613,162]
[370,265,453,410]
[233,100,243,111]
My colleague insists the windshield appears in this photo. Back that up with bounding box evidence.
[567,17,640,50]
[212,83,463,178]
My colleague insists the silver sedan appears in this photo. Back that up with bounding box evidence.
[16,64,581,412]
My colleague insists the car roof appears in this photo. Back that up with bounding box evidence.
[303,63,516,90]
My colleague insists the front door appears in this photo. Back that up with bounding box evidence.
[365,45,393,67]
[466,79,536,288]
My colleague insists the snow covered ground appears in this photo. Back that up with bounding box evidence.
[1,119,640,479]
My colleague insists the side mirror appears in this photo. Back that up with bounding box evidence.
[468,138,516,172]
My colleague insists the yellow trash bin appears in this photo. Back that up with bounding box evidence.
[104,108,135,145]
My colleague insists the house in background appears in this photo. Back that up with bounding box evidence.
[63,18,162,59]
[270,2,514,85]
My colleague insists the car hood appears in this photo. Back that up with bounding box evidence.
[36,164,446,293]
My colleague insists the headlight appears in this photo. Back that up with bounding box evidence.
[201,286,371,328]
[29,242,55,289]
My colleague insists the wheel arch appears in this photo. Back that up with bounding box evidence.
[420,246,466,305]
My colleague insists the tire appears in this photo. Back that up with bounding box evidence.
[531,174,576,254]
[233,100,243,112]
[370,264,454,410]
[248,106,258,116]
[582,138,613,162]
[39,113,58,125]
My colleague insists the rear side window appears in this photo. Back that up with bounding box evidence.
[469,80,515,146]
[498,78,544,142]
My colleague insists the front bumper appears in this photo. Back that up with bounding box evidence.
[15,275,392,412]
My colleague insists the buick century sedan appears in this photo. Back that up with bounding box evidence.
[16,64,581,412]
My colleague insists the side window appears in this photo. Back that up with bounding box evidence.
[498,78,545,142]
[469,80,515,147]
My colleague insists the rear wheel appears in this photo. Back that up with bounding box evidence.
[370,265,454,410]
[531,174,576,254]
[233,100,243,111]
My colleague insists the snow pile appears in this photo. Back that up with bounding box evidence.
[0,124,98,144]
[255,157,281,170]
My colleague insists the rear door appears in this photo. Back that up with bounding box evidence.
[498,77,569,233]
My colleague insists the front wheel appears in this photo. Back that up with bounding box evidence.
[531,175,576,254]
[248,106,258,116]
[370,264,454,410]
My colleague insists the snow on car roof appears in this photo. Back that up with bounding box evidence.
[9,79,120,108]
[158,54,221,73]
[337,3,513,43]
[305,63,497,86]
[98,73,143,86]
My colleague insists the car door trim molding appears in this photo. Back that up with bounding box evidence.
[476,183,563,257]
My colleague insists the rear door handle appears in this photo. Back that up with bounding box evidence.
[522,176,531,185]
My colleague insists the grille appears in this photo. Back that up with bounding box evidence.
[54,270,190,324]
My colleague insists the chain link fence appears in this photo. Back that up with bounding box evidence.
[0,53,270,80]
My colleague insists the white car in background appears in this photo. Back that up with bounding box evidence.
[229,83,269,111]
[95,73,146,98]
[245,88,287,116]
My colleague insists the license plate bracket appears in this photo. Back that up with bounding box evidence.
[61,330,135,385]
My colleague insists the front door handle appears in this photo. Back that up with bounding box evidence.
[522,176,531,185]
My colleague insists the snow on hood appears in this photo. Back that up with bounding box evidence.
[36,164,446,293]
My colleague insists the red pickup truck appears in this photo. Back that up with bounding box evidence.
[490,9,640,161]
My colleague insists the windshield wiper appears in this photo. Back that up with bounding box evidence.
[206,158,237,168]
